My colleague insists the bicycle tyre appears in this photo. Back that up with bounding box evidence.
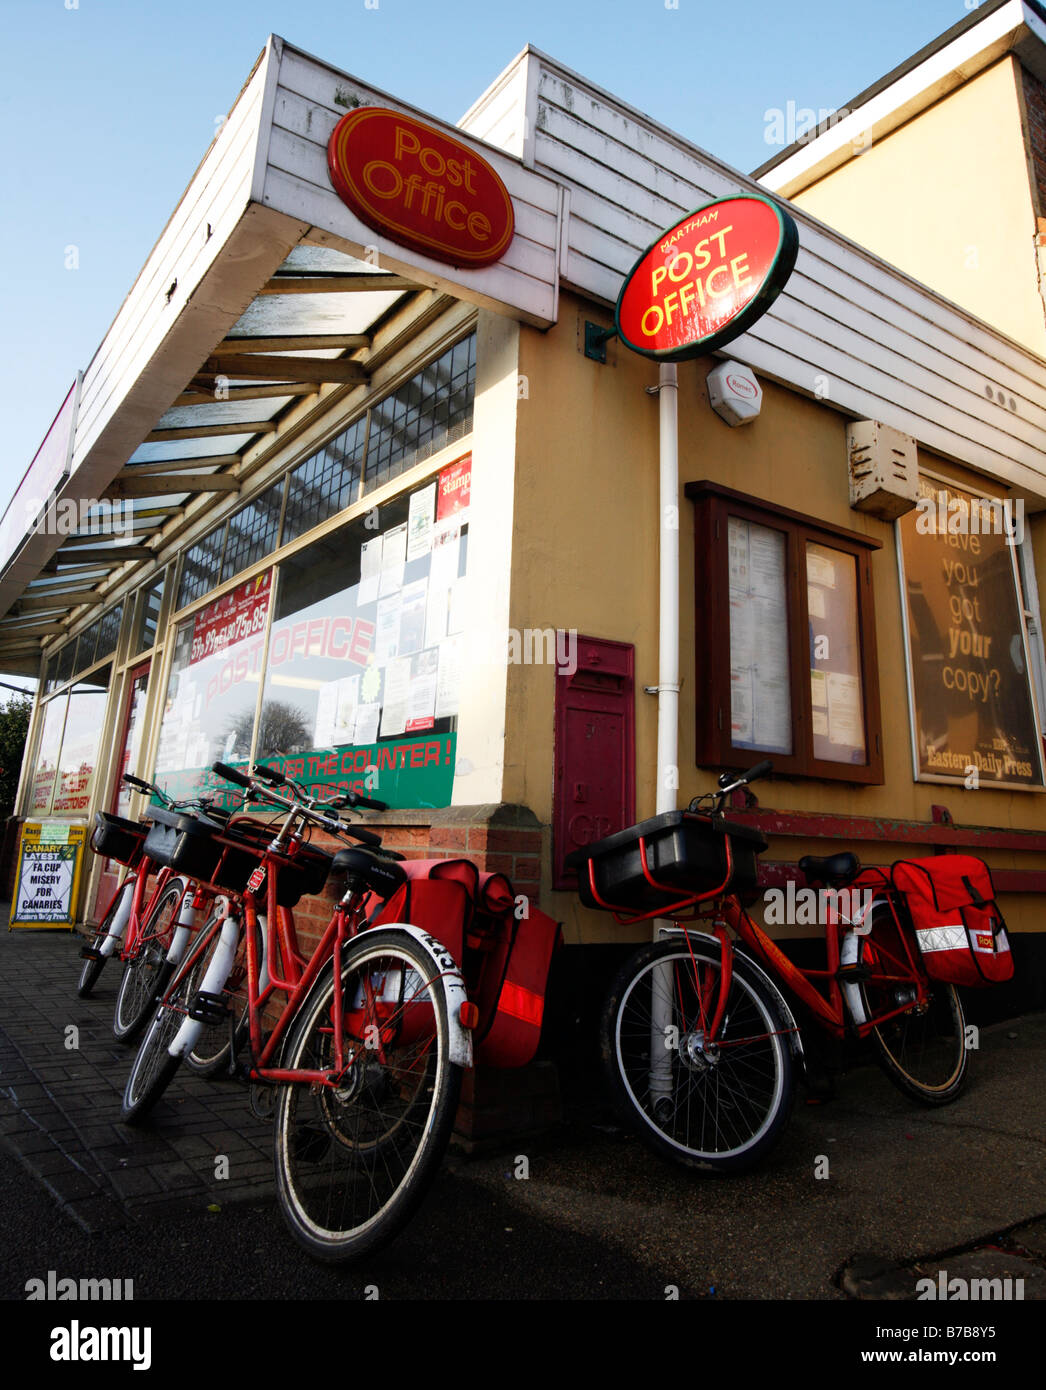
[600,935,796,1172]
[77,879,133,998]
[273,929,463,1263]
[121,911,224,1125]
[112,879,186,1043]
[858,906,968,1105]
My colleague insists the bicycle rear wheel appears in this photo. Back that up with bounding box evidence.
[273,929,462,1262]
[601,935,795,1172]
[77,879,132,997]
[122,911,224,1125]
[113,879,186,1043]
[858,906,967,1105]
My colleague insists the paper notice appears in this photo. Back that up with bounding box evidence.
[379,523,407,596]
[380,657,411,736]
[807,584,826,620]
[399,579,428,656]
[314,681,338,747]
[807,552,836,590]
[407,483,436,562]
[435,635,463,718]
[728,517,749,593]
[827,671,864,749]
[375,596,401,663]
[358,536,382,606]
[353,703,380,746]
[810,669,827,708]
[748,525,784,599]
[731,669,754,744]
[812,709,829,738]
[405,649,438,731]
[332,674,360,745]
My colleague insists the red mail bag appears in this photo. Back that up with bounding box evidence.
[891,855,1013,987]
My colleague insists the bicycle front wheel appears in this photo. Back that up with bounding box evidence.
[601,936,795,1172]
[185,919,251,1077]
[77,879,133,997]
[858,906,967,1105]
[113,879,186,1043]
[122,911,224,1125]
[273,929,463,1263]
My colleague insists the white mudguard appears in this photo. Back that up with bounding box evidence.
[99,880,135,957]
[377,924,473,1069]
[167,914,241,1059]
[164,881,196,965]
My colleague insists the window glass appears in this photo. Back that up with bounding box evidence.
[29,697,67,814]
[283,418,364,545]
[178,527,225,609]
[76,620,101,673]
[728,517,792,755]
[56,642,76,685]
[222,485,283,582]
[364,335,475,489]
[152,573,272,801]
[899,479,1043,786]
[256,461,471,808]
[52,672,111,815]
[115,670,150,818]
[806,542,866,764]
[134,574,165,655]
[95,602,124,664]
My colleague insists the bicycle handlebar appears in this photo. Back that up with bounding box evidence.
[209,762,384,848]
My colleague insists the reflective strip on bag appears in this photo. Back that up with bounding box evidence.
[915,924,967,954]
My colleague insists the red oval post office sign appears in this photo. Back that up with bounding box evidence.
[615,194,798,360]
[327,107,515,269]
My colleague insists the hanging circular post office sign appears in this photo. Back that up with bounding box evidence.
[615,194,799,360]
[327,107,515,269]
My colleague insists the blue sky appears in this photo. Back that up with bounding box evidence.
[1,0,972,504]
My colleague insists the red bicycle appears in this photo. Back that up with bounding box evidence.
[121,761,471,1262]
[568,761,969,1172]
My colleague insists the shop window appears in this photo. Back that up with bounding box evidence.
[133,573,165,655]
[283,418,365,545]
[178,526,225,609]
[222,485,284,582]
[686,482,884,783]
[364,335,475,488]
[898,477,1044,787]
[254,461,471,808]
[152,571,273,803]
[28,666,112,817]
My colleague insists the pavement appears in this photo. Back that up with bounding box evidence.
[2,912,1046,1310]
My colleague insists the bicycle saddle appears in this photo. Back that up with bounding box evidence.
[330,846,408,900]
[798,852,860,886]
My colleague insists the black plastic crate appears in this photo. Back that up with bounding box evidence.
[565,811,767,914]
[142,806,224,879]
[91,811,147,866]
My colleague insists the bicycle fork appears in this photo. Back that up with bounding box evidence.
[97,879,136,958]
[166,898,241,1059]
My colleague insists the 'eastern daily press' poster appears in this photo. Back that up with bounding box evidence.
[10,822,88,929]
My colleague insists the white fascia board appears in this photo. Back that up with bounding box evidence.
[757,0,1038,198]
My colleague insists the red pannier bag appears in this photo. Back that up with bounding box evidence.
[891,854,1013,987]
[364,859,561,1066]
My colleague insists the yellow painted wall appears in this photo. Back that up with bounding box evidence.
[787,58,1046,356]
[508,291,1045,943]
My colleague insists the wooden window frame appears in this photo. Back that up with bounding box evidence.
[686,480,884,784]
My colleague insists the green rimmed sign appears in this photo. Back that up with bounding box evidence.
[615,194,799,361]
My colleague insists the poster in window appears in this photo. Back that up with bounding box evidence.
[807,542,866,764]
[728,518,792,755]
[899,478,1043,786]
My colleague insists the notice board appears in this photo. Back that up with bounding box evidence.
[9,822,88,930]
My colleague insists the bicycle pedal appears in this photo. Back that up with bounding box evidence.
[188,990,229,1025]
[80,945,105,961]
[836,962,871,982]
